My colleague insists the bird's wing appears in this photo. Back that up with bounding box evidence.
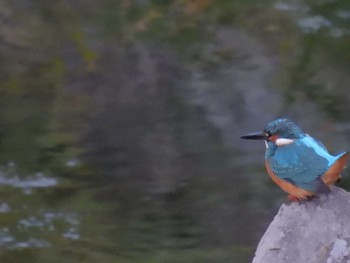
[305,133,329,151]
[267,138,330,191]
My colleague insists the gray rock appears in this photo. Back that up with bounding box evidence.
[253,186,350,263]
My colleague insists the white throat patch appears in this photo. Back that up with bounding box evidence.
[275,138,294,146]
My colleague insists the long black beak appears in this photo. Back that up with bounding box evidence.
[240,131,267,140]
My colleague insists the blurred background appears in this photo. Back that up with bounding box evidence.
[1,0,350,262]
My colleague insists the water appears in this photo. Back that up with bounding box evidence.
[1,0,350,262]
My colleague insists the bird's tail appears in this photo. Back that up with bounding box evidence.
[322,151,349,186]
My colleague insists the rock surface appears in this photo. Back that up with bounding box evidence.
[253,187,350,263]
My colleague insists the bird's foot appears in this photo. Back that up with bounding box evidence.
[287,195,300,202]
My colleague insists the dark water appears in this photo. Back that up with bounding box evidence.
[1,0,350,262]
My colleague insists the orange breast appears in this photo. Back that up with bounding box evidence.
[265,161,314,200]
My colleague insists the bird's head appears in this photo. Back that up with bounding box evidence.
[241,118,305,145]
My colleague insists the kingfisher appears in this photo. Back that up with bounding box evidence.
[241,118,349,201]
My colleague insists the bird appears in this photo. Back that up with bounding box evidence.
[241,118,349,201]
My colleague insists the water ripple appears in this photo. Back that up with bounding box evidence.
[0,172,58,192]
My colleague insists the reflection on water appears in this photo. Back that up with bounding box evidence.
[298,16,331,33]
[1,0,350,262]
[0,171,57,192]
[0,163,80,250]
[275,0,350,38]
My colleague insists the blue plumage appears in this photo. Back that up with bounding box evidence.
[266,135,346,192]
[241,118,349,199]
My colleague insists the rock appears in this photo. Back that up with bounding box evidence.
[253,186,350,263]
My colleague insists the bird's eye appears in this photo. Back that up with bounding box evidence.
[264,131,270,138]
